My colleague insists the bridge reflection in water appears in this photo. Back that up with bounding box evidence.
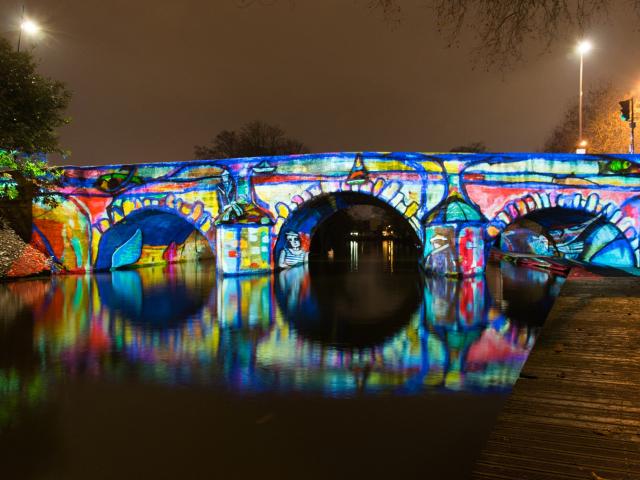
[5,240,564,398]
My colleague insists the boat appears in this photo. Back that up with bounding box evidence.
[490,249,571,276]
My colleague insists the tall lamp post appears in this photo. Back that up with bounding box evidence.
[577,40,593,150]
[17,6,40,52]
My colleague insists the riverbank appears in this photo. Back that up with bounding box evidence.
[473,268,640,479]
[0,219,50,279]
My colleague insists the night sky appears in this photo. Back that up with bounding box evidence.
[2,0,640,166]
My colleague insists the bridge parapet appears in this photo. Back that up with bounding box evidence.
[21,152,640,276]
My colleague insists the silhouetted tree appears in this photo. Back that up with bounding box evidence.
[450,141,488,153]
[0,36,67,212]
[544,83,629,154]
[194,120,309,159]
[0,37,71,155]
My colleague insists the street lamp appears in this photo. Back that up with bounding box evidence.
[576,139,588,155]
[576,40,592,149]
[17,7,41,52]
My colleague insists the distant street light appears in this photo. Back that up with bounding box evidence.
[576,40,593,150]
[576,139,588,155]
[17,6,41,53]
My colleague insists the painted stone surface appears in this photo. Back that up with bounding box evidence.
[278,231,309,269]
[499,209,637,268]
[6,151,640,276]
[423,189,486,276]
[216,224,272,275]
[30,194,91,272]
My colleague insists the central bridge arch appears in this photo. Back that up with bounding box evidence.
[272,189,423,267]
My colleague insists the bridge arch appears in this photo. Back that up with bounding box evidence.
[272,186,423,267]
[271,177,422,238]
[486,192,640,267]
[92,199,216,270]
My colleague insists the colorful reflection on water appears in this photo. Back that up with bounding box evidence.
[0,241,564,408]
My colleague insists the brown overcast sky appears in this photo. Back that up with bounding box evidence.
[3,0,640,166]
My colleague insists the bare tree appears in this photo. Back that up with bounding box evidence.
[544,82,630,153]
[429,0,612,67]
[238,1,637,67]
[194,120,309,159]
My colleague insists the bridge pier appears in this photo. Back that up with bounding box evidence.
[215,220,273,276]
[423,188,485,277]
[422,165,486,277]
[423,221,486,277]
[214,168,276,276]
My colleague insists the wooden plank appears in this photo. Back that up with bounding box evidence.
[483,439,640,470]
[473,270,640,479]
[489,423,640,453]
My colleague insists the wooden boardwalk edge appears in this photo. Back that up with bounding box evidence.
[473,270,640,480]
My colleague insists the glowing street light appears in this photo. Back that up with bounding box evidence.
[17,6,41,53]
[577,40,592,56]
[576,40,593,150]
[21,19,40,35]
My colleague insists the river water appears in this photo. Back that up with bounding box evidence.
[0,240,564,479]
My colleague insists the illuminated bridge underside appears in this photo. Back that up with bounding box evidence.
[29,152,640,276]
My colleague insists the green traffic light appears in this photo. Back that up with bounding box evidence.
[620,99,632,122]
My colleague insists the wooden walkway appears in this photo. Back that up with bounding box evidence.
[473,270,640,480]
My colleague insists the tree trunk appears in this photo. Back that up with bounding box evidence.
[0,171,34,242]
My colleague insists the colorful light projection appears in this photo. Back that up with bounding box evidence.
[94,209,214,270]
[277,231,308,269]
[17,151,640,278]
[215,170,274,275]
[216,221,272,275]
[499,207,636,267]
[423,191,486,276]
[4,260,558,396]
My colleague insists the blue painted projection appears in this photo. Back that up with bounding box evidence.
[499,207,636,268]
[111,229,143,269]
[584,224,635,267]
[96,210,196,269]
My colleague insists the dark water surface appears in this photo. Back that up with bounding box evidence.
[0,240,564,479]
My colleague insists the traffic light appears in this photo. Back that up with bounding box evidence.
[620,99,632,121]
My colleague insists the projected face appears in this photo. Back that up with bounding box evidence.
[286,233,301,250]
[279,232,308,269]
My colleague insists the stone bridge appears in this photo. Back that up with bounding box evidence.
[28,152,640,276]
